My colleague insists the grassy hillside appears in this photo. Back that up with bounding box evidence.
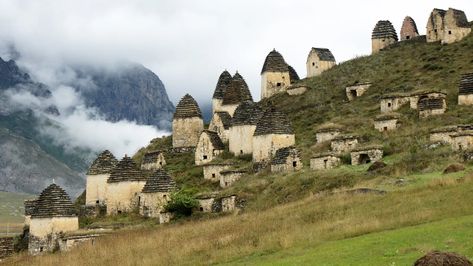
[7,26,473,265]
[7,170,473,265]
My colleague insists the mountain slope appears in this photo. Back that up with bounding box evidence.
[76,63,175,129]
[0,128,84,196]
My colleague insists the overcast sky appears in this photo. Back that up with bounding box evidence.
[0,0,472,107]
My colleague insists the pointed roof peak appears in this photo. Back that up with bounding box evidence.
[31,183,76,218]
[141,169,177,193]
[174,94,202,119]
[107,155,145,183]
[87,149,118,175]
[261,49,289,74]
[213,71,233,99]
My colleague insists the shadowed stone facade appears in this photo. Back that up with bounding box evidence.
[172,94,204,148]
[372,20,398,53]
[195,130,225,166]
[417,92,447,118]
[270,147,303,173]
[141,150,166,171]
[212,70,233,114]
[229,101,263,156]
[380,93,411,113]
[203,163,233,182]
[427,8,471,44]
[346,83,371,101]
[220,170,246,188]
[306,48,336,77]
[209,111,232,142]
[459,73,473,105]
[315,123,344,144]
[196,194,237,213]
[330,135,358,153]
[310,153,341,170]
[451,131,473,151]
[350,146,384,165]
[261,49,299,99]
[106,156,147,215]
[400,16,419,41]
[86,150,118,206]
[139,170,176,218]
[374,113,400,132]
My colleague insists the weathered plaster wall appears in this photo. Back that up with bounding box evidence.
[350,149,383,165]
[310,156,341,170]
[139,192,171,218]
[106,181,146,215]
[306,53,335,77]
[331,138,358,153]
[195,133,223,166]
[452,135,473,151]
[252,134,295,162]
[203,164,232,182]
[372,38,397,53]
[346,84,371,101]
[219,104,239,117]
[30,217,79,238]
[261,71,291,99]
[172,117,203,148]
[212,98,223,114]
[380,97,410,113]
[141,154,166,171]
[459,95,473,105]
[85,174,109,206]
[209,114,229,142]
[229,125,256,156]
[220,172,245,188]
[374,119,398,132]
[287,86,308,96]
[271,155,303,173]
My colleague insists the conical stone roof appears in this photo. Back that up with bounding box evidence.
[173,94,202,119]
[459,73,473,95]
[87,150,118,175]
[215,112,232,129]
[107,155,146,183]
[141,169,177,193]
[254,106,293,136]
[212,70,232,100]
[202,130,225,150]
[372,20,398,41]
[309,48,336,62]
[261,49,289,74]
[31,184,76,218]
[400,16,419,41]
[232,101,263,126]
[222,73,253,105]
[288,65,300,83]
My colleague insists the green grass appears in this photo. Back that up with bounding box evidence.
[229,215,473,266]
[0,191,33,223]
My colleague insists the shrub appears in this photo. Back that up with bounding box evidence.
[165,190,199,217]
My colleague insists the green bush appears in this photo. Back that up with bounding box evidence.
[165,190,199,217]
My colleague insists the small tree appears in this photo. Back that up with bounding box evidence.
[165,190,198,217]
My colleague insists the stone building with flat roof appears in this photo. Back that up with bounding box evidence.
[141,150,166,171]
[310,153,341,170]
[350,145,384,165]
[270,147,303,173]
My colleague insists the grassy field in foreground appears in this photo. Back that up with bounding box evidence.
[229,215,473,266]
[6,172,473,266]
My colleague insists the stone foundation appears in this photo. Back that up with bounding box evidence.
[310,154,341,170]
[0,237,14,259]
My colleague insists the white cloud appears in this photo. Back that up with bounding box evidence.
[0,0,471,108]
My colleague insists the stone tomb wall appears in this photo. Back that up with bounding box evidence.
[374,119,399,132]
[85,174,110,206]
[316,130,341,144]
[287,86,308,96]
[203,164,232,182]
[261,71,291,99]
[139,192,171,218]
[229,125,256,156]
[350,149,383,165]
[252,134,295,163]
[330,138,358,153]
[346,84,371,101]
[220,171,246,188]
[140,154,166,171]
[380,96,410,113]
[172,117,204,148]
[306,52,336,77]
[209,114,229,142]
[271,154,303,173]
[459,95,473,106]
[372,37,397,53]
[106,181,146,215]
[310,155,341,170]
[452,134,473,151]
[0,237,14,259]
